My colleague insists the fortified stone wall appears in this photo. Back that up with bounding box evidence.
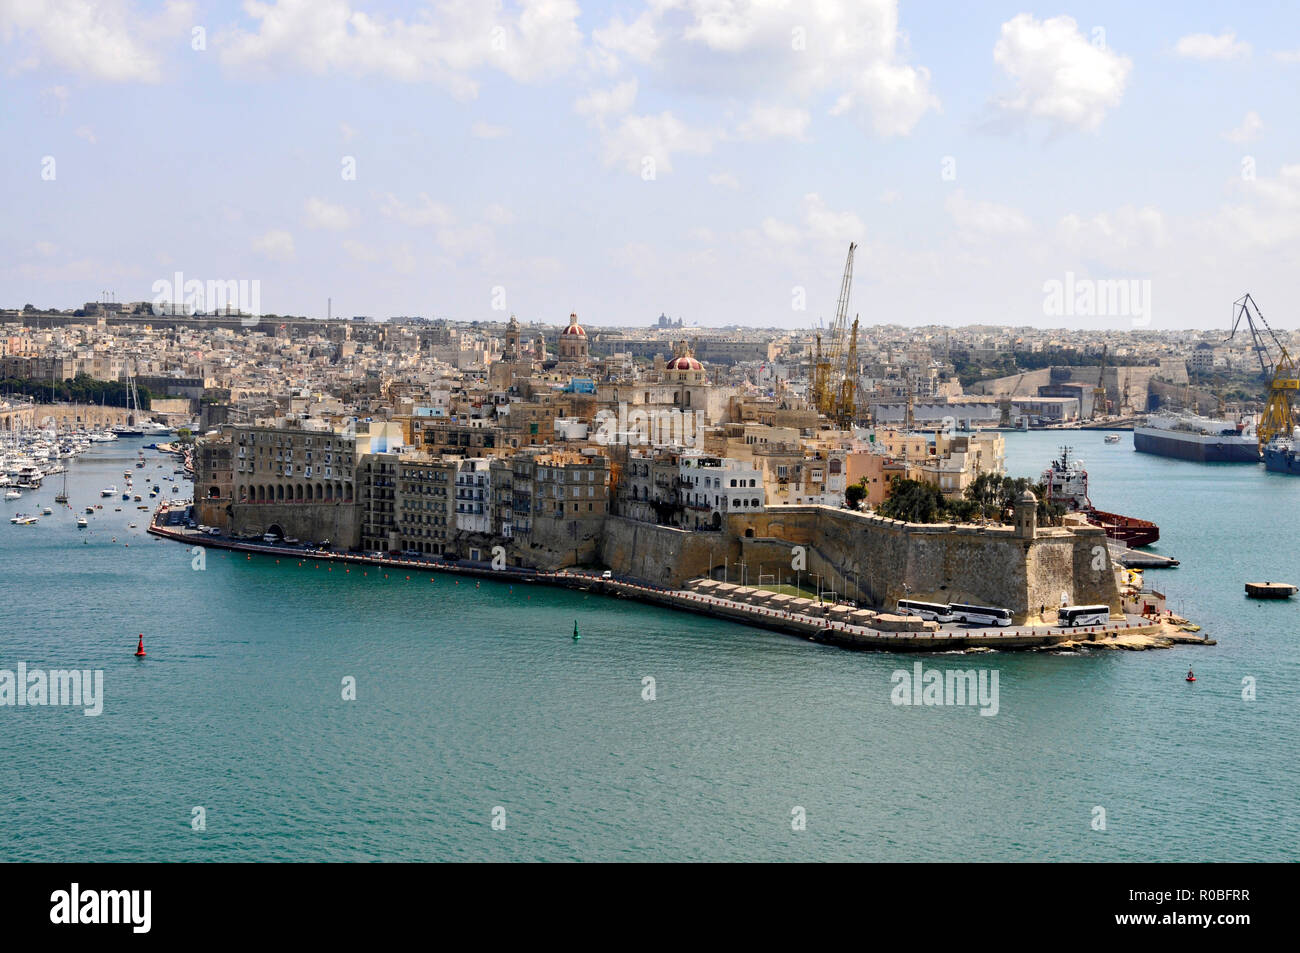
[229,502,362,548]
[600,506,1120,622]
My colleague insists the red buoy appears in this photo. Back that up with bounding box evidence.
[134,635,146,658]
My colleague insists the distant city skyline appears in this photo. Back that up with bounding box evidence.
[4,1,1300,330]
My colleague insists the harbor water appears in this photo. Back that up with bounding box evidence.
[1,433,1297,861]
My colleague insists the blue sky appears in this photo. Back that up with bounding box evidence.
[3,0,1299,330]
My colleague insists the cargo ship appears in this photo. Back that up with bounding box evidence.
[1133,411,1260,462]
[1264,435,1300,475]
[1042,447,1160,548]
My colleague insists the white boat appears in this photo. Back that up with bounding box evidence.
[41,506,52,515]
[1104,434,1120,444]
[101,485,117,497]
[76,516,88,528]
[4,489,20,500]
[9,514,38,524]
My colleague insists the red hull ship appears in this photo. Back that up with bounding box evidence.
[1042,447,1160,548]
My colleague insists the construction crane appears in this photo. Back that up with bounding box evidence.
[810,242,856,424]
[831,316,859,428]
[1092,345,1109,420]
[1228,293,1299,448]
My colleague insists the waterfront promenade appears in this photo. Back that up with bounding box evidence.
[149,508,1207,654]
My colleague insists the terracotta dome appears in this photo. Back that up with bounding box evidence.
[667,355,703,371]
[562,312,585,336]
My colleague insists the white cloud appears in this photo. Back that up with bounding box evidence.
[1273,48,1300,63]
[737,103,810,141]
[592,11,659,69]
[1217,165,1300,248]
[74,125,97,144]
[470,121,510,139]
[218,0,582,97]
[992,14,1132,132]
[1175,31,1251,61]
[1224,111,1264,143]
[1059,205,1165,248]
[379,192,454,227]
[590,0,938,138]
[575,79,638,121]
[252,229,295,260]
[760,193,864,248]
[599,111,720,175]
[708,170,741,189]
[304,197,355,230]
[946,190,1032,237]
[0,0,194,82]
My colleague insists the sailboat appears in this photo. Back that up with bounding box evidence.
[54,467,69,504]
[112,371,145,437]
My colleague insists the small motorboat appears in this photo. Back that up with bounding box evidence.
[41,506,52,515]
[4,490,20,500]
[1104,434,1121,444]
[76,516,88,528]
[86,506,95,514]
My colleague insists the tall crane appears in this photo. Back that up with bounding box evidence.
[832,316,859,428]
[1092,345,1109,420]
[1228,293,1299,448]
[811,242,856,423]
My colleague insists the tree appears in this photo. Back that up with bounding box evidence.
[844,477,868,510]
[877,477,948,523]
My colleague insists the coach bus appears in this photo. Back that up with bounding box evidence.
[948,603,1014,626]
[895,599,955,623]
[1057,604,1111,627]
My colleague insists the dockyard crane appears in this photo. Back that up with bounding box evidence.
[1228,293,1299,448]
[1092,345,1109,420]
[811,242,857,424]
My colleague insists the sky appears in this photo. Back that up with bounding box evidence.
[2,0,1300,331]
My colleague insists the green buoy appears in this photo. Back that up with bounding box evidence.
[573,620,580,641]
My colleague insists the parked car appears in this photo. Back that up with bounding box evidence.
[601,570,613,580]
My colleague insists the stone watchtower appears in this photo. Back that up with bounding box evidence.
[1014,488,1038,539]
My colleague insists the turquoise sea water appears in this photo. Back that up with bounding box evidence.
[0,432,1297,862]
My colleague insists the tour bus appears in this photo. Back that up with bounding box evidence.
[896,599,955,623]
[1057,604,1111,627]
[948,603,1014,626]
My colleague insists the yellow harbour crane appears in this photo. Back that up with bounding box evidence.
[811,242,857,425]
[1228,293,1299,449]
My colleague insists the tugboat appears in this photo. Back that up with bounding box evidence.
[1264,433,1300,475]
[1043,446,1160,548]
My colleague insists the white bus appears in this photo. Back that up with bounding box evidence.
[949,603,1014,626]
[896,599,955,623]
[1057,604,1110,627]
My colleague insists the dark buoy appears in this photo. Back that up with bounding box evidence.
[134,635,146,658]
[572,620,580,641]
[1186,669,1195,683]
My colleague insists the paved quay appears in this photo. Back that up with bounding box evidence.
[149,512,1205,654]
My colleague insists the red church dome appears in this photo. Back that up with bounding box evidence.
[562,312,586,336]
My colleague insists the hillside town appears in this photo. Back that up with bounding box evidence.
[3,296,1291,569]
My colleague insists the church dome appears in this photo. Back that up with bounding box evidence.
[562,312,585,336]
[667,355,702,371]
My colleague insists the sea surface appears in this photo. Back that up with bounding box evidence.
[0,432,1296,862]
